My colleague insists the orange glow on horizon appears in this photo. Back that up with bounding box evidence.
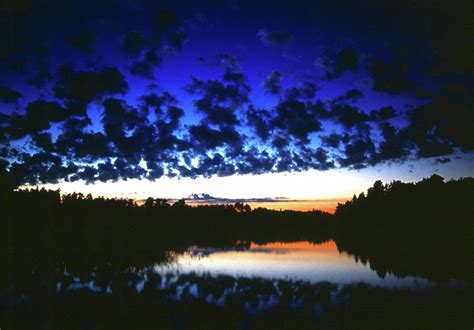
[250,240,336,250]
[185,198,349,213]
[108,196,348,213]
[245,199,348,213]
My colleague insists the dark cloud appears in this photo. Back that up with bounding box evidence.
[9,152,67,185]
[414,137,454,159]
[199,54,241,77]
[54,65,129,113]
[154,10,179,31]
[338,126,376,169]
[271,144,336,173]
[27,55,52,88]
[183,153,236,178]
[120,11,186,79]
[369,106,397,121]
[367,57,413,95]
[272,136,289,149]
[189,124,242,151]
[264,70,283,95]
[70,165,97,184]
[96,160,120,182]
[146,162,165,180]
[7,58,28,73]
[54,117,92,156]
[187,76,249,107]
[24,100,67,133]
[121,32,148,58]
[0,1,472,185]
[166,30,187,52]
[68,29,95,53]
[274,152,294,173]
[321,133,349,149]
[140,91,177,115]
[130,50,162,79]
[114,158,147,181]
[216,54,240,71]
[318,48,359,79]
[284,81,318,100]
[0,87,22,104]
[246,106,272,141]
[74,133,112,159]
[1,100,67,140]
[187,71,250,126]
[335,89,363,103]
[257,29,292,48]
[2,79,471,184]
[32,132,55,153]
[405,97,474,157]
[272,97,323,143]
[313,147,336,170]
[236,149,274,175]
[329,102,370,129]
[371,122,411,164]
[223,68,246,84]
[153,105,186,151]
[101,98,150,161]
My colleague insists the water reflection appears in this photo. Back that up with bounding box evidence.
[2,239,472,329]
[155,240,433,288]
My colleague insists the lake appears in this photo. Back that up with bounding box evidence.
[156,240,434,288]
[2,238,472,329]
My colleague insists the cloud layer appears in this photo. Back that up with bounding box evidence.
[0,1,472,185]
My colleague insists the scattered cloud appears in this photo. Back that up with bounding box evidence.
[0,0,471,185]
[257,29,293,48]
[0,87,22,104]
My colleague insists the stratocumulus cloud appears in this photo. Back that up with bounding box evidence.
[0,0,472,185]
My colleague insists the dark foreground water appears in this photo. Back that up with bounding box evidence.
[1,240,473,329]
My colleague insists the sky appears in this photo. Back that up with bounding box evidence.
[0,0,473,210]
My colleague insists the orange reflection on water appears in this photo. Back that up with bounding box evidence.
[158,240,432,287]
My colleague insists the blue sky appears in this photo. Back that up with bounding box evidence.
[0,0,473,203]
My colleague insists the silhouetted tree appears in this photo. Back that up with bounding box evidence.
[335,175,474,281]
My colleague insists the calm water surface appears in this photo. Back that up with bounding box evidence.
[155,240,434,288]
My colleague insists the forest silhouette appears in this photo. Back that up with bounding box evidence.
[1,169,331,279]
[1,172,473,280]
[335,174,474,281]
[1,173,473,328]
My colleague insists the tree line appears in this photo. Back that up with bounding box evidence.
[334,174,474,281]
[1,172,472,281]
